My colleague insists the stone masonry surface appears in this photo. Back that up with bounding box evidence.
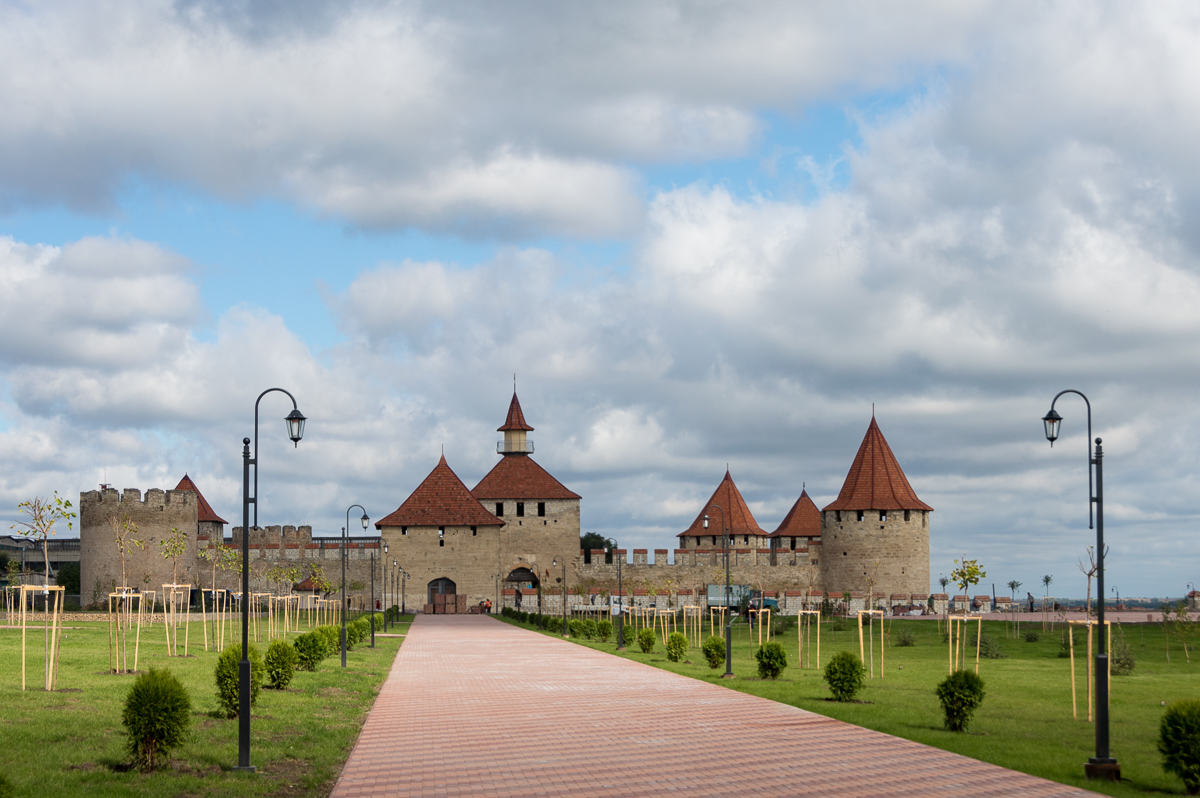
[330,615,1101,798]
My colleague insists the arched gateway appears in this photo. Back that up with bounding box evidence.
[505,567,539,610]
[428,577,456,605]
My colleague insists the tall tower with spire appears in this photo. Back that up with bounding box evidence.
[472,392,580,591]
[818,416,932,596]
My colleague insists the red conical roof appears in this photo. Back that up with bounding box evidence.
[822,418,932,512]
[174,474,227,524]
[498,392,534,432]
[678,470,767,538]
[375,455,505,528]
[472,456,580,500]
[771,488,821,537]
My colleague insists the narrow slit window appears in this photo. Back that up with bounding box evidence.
[537,502,545,517]
[879,511,887,522]
[495,503,503,517]
[401,526,407,536]
[471,526,477,536]
[856,510,864,522]
[516,502,525,517]
[904,510,911,522]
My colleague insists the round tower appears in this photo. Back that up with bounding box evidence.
[818,417,931,598]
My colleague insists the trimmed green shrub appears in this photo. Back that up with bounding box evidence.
[581,619,598,640]
[346,618,368,650]
[1158,699,1200,794]
[316,625,341,657]
[936,669,986,732]
[666,632,688,662]
[597,619,613,642]
[755,641,788,679]
[294,632,324,671]
[547,616,562,634]
[568,619,584,638]
[214,643,262,719]
[1023,630,1040,643]
[266,638,298,689]
[702,635,725,669]
[823,651,865,702]
[637,627,656,653]
[122,667,191,771]
[894,628,916,647]
[968,633,1008,660]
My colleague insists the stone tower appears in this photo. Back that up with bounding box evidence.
[818,417,931,597]
[472,392,580,595]
[79,475,227,604]
[677,470,769,550]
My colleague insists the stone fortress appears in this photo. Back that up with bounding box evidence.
[78,392,935,614]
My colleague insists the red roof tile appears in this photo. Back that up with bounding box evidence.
[770,488,820,537]
[498,392,534,432]
[678,470,767,538]
[472,455,580,500]
[376,455,505,528]
[174,474,227,524]
[822,418,932,512]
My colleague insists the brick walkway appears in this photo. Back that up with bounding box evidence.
[331,615,1098,797]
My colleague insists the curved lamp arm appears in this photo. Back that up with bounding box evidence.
[252,388,305,528]
[1043,389,1093,529]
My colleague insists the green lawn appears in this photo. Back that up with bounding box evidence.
[0,614,409,797]
[503,613,1199,796]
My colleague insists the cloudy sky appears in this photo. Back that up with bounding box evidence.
[2,0,1198,599]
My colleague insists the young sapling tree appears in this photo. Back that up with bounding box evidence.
[11,492,76,585]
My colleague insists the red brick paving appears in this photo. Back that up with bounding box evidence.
[331,615,1099,797]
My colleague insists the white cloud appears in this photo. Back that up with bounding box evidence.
[6,3,1200,597]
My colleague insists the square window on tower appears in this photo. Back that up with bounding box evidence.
[856,511,864,522]
[516,502,525,517]
[495,503,503,517]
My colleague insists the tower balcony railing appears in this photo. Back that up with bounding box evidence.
[497,440,534,453]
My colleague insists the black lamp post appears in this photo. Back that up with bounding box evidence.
[369,547,376,648]
[1042,390,1119,781]
[238,388,306,773]
[397,561,406,616]
[604,537,624,650]
[382,544,389,631]
[342,505,369,668]
[552,556,568,637]
[703,505,733,678]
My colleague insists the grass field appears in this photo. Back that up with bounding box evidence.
[502,613,1199,796]
[0,613,409,798]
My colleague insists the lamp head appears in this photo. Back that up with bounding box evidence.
[383,543,388,554]
[360,511,370,530]
[703,514,709,529]
[1042,408,1062,446]
[285,408,306,447]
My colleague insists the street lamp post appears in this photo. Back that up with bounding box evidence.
[1042,390,1118,781]
[369,548,376,648]
[398,562,406,615]
[383,544,389,631]
[704,505,733,678]
[552,556,568,637]
[604,538,625,649]
[238,388,306,773]
[342,505,370,668]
